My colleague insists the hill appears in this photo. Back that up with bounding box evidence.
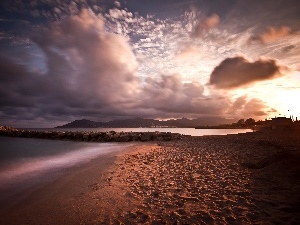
[55,117,237,128]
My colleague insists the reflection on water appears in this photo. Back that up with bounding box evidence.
[0,137,130,210]
[0,128,251,211]
[26,127,252,136]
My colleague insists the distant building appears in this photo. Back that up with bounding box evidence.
[270,117,293,130]
[253,116,297,131]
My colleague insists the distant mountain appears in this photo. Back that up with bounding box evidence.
[55,117,237,128]
[56,119,103,128]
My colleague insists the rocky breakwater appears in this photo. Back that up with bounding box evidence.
[0,126,18,132]
[0,127,184,142]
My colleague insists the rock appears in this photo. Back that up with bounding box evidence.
[140,133,152,142]
[151,220,166,225]
[0,126,18,131]
[152,191,160,198]
[135,211,150,223]
[0,127,186,143]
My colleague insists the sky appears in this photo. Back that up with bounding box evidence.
[0,0,300,127]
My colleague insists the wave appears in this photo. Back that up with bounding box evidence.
[0,142,128,191]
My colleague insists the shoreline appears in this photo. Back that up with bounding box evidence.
[0,143,145,225]
[0,127,184,142]
[1,131,299,224]
[106,132,300,224]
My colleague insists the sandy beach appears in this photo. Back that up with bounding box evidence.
[1,132,300,224]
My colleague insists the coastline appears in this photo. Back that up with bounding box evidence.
[0,143,146,225]
[104,131,300,224]
[1,131,300,224]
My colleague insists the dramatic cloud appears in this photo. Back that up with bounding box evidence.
[226,96,269,118]
[137,73,272,119]
[140,74,234,117]
[34,8,139,104]
[1,0,300,127]
[261,26,292,43]
[0,9,252,126]
[0,9,140,125]
[209,56,289,89]
[191,13,220,38]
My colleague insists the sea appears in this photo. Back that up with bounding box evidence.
[0,128,251,211]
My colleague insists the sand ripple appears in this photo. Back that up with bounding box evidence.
[94,133,300,224]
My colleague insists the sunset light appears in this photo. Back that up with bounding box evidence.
[0,0,299,127]
[1,1,300,224]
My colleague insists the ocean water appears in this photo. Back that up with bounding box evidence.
[0,128,251,211]
[0,137,130,211]
[27,127,252,136]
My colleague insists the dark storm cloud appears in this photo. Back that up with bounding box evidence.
[32,9,139,104]
[0,9,140,125]
[141,74,229,115]
[0,56,49,103]
[2,0,290,127]
[0,9,230,125]
[209,56,289,89]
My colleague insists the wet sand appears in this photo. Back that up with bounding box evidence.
[1,132,300,224]
[0,144,138,225]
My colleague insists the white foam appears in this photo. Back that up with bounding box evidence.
[0,143,128,189]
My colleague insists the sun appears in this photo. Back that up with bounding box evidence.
[272,89,300,119]
[225,71,300,120]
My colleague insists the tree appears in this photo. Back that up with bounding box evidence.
[237,119,245,125]
[245,118,255,126]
